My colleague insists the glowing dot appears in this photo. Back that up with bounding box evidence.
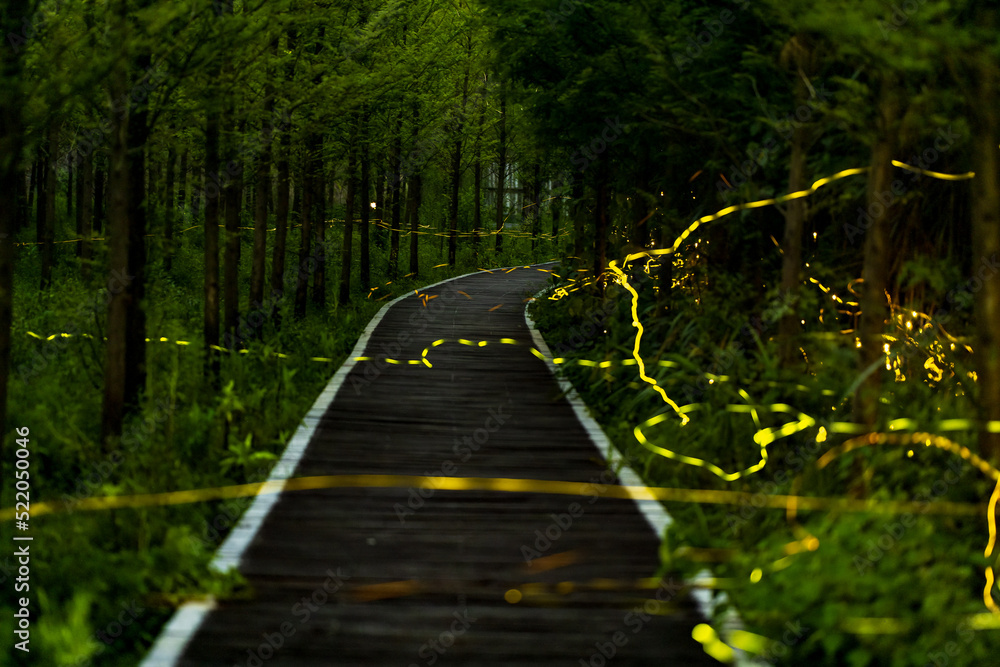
[805,537,820,551]
[692,624,715,643]
[505,589,522,604]
[750,568,763,583]
[369,202,376,209]
[816,426,828,443]
[907,450,914,457]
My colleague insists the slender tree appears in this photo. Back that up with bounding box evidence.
[163,147,175,272]
[340,120,358,305]
[360,109,371,289]
[495,94,506,256]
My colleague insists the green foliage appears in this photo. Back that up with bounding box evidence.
[3,214,552,664]
[533,260,999,665]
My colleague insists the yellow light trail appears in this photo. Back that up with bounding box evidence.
[2,473,987,523]
[890,160,975,180]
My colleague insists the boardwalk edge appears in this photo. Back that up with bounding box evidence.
[139,265,538,667]
[524,285,761,667]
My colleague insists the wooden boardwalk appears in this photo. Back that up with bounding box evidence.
[148,265,716,666]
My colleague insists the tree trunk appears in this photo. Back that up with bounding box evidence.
[572,171,584,260]
[41,122,57,290]
[124,65,150,422]
[594,159,609,284]
[777,38,815,366]
[27,159,37,215]
[75,149,85,257]
[204,112,222,381]
[250,109,273,312]
[389,117,402,278]
[271,126,291,329]
[856,76,902,426]
[93,158,105,235]
[145,148,157,237]
[971,54,1000,463]
[408,172,422,277]
[178,149,188,215]
[551,193,560,239]
[473,159,482,249]
[224,140,242,345]
[294,151,311,320]
[80,151,94,280]
[408,104,421,276]
[360,112,371,290]
[67,159,74,221]
[448,139,462,266]
[340,123,357,305]
[164,147,176,272]
[531,162,541,250]
[495,96,507,256]
[101,35,132,444]
[778,119,809,365]
[310,134,326,309]
[374,155,385,250]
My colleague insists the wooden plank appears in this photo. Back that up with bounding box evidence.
[175,267,716,666]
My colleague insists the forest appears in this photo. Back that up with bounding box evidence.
[1,0,1000,665]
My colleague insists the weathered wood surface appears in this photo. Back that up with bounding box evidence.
[176,266,715,666]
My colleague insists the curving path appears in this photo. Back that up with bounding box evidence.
[142,264,716,666]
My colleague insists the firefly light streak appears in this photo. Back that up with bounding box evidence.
[2,471,986,523]
[547,161,1000,615]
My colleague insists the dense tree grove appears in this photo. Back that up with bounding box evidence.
[1,0,1000,664]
